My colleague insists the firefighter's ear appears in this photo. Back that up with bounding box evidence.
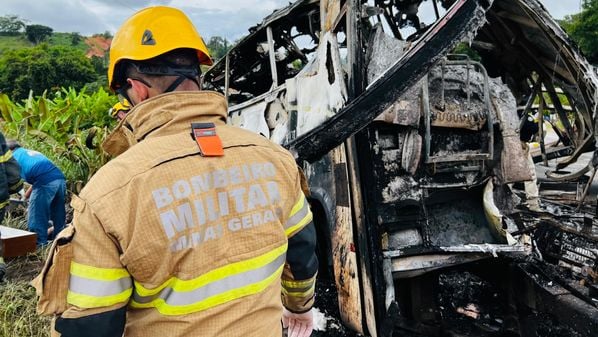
[127,78,150,104]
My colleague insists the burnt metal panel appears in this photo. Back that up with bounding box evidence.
[286,0,491,163]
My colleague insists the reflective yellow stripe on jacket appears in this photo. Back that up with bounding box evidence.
[284,193,312,237]
[130,243,287,316]
[0,150,12,163]
[281,275,316,298]
[67,262,133,308]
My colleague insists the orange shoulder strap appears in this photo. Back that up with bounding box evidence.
[190,123,224,157]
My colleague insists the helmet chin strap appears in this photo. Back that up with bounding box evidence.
[117,63,201,104]
[164,76,188,93]
[117,87,134,107]
[164,73,201,93]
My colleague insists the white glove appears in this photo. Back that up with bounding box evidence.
[18,188,25,200]
[282,308,313,337]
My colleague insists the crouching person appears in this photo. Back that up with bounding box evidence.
[8,140,66,246]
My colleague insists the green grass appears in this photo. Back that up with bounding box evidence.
[0,35,32,53]
[0,213,51,337]
[47,33,88,53]
[0,280,50,337]
[0,32,88,56]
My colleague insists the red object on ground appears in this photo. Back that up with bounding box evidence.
[1,226,37,257]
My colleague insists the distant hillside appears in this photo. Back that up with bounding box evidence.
[85,35,111,58]
[0,35,31,50]
[0,32,110,57]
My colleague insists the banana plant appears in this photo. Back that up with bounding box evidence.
[0,87,118,185]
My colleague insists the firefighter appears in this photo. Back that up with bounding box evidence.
[108,100,131,121]
[33,6,317,337]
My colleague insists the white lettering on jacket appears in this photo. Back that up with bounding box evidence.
[150,162,284,251]
[153,162,277,209]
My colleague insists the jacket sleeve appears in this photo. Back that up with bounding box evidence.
[281,169,318,313]
[46,196,130,337]
[4,155,23,194]
[0,133,18,208]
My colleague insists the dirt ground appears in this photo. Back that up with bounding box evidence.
[312,278,360,337]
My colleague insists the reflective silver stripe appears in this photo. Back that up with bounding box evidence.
[285,200,309,230]
[133,254,285,306]
[69,275,132,297]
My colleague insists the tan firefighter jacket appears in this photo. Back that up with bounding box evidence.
[33,91,317,337]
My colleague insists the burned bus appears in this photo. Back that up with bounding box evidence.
[203,0,598,336]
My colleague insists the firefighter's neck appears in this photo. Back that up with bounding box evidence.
[126,77,200,106]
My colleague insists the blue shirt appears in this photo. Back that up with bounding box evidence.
[12,147,65,186]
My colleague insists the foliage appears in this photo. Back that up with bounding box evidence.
[0,35,32,53]
[70,32,82,46]
[0,268,51,337]
[0,15,26,35]
[452,42,481,61]
[93,31,113,40]
[0,32,88,55]
[25,24,53,45]
[560,0,598,64]
[47,33,88,54]
[0,214,51,337]
[206,36,232,61]
[90,56,107,74]
[0,44,98,100]
[0,87,118,183]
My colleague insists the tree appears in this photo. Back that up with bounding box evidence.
[90,56,106,74]
[0,15,26,35]
[560,0,598,64]
[93,31,113,39]
[25,24,53,44]
[0,44,98,100]
[71,32,82,46]
[206,36,232,61]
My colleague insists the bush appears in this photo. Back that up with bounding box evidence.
[0,87,118,184]
[0,44,98,100]
[561,0,598,64]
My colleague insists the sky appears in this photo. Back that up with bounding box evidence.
[0,0,584,42]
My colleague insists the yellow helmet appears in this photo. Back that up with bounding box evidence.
[108,6,212,90]
[109,101,131,119]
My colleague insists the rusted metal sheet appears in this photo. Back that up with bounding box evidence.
[388,254,488,279]
[330,145,364,334]
[346,137,378,337]
[321,0,341,32]
[430,110,487,130]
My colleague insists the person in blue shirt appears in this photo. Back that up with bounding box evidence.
[7,140,66,246]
